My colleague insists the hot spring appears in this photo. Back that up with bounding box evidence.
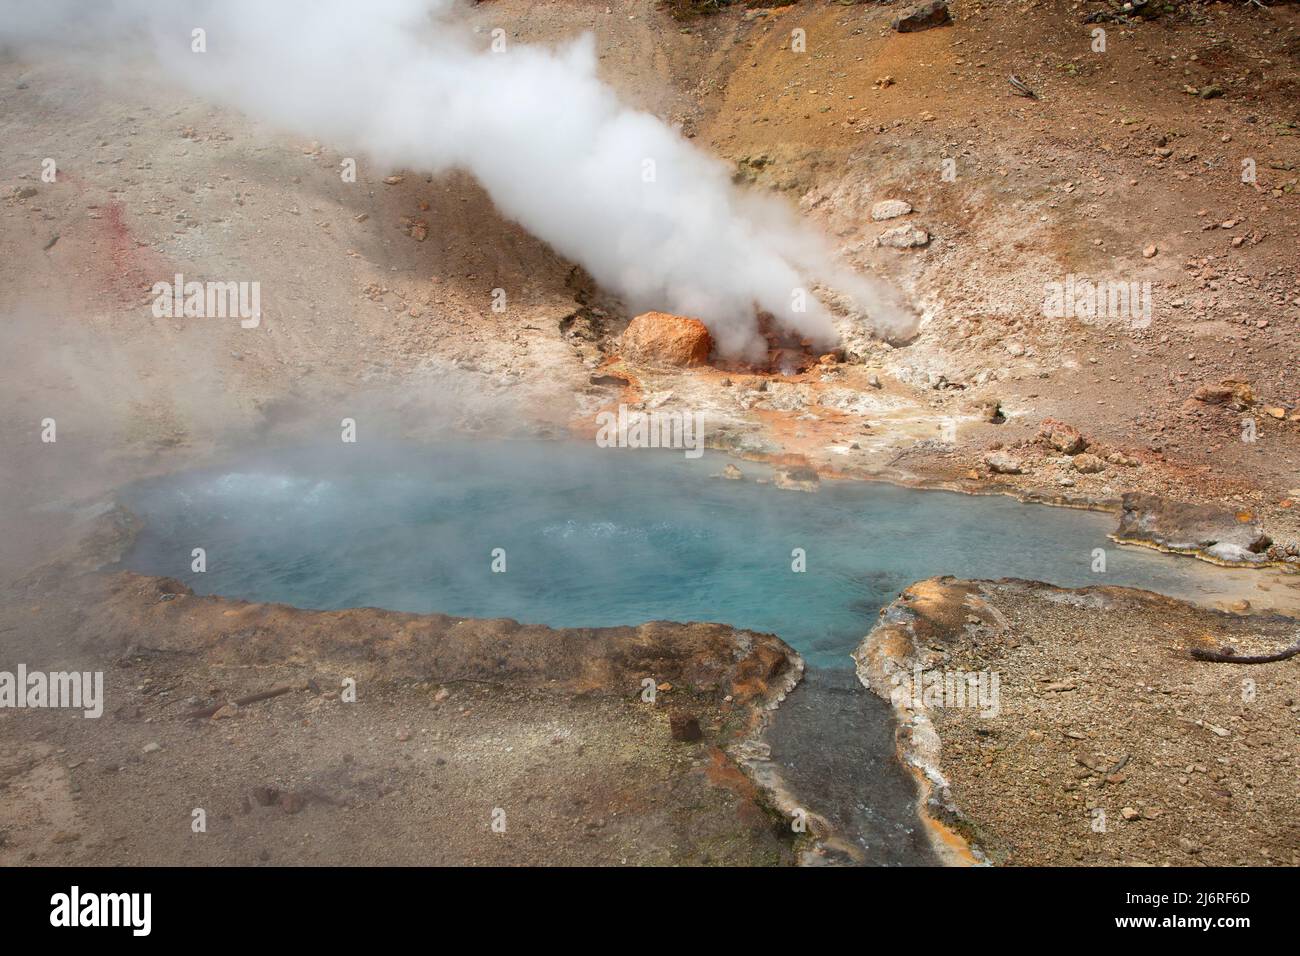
[121,439,1258,668]
[118,438,1272,864]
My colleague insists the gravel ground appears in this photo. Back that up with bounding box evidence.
[857,576,1300,866]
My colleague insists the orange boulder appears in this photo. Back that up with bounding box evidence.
[619,311,713,368]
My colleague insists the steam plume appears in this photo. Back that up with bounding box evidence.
[1,0,912,358]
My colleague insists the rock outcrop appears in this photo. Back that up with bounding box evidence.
[1115,492,1272,564]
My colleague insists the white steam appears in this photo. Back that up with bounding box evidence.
[1,0,912,359]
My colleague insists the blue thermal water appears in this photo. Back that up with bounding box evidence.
[122,440,1213,667]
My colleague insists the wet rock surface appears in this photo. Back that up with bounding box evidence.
[765,668,937,866]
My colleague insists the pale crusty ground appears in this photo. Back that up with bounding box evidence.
[857,577,1299,867]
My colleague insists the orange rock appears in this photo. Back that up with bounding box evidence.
[1039,418,1086,454]
[1191,379,1254,410]
[620,311,713,368]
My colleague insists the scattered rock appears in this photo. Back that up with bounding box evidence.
[871,199,913,221]
[142,742,161,754]
[280,792,308,814]
[876,224,930,249]
[774,466,820,492]
[1039,419,1087,454]
[732,153,774,185]
[619,311,713,368]
[892,1,953,33]
[1142,244,1158,258]
[722,463,743,480]
[1072,453,1105,474]
[970,397,1005,424]
[983,451,1023,475]
[1191,379,1254,410]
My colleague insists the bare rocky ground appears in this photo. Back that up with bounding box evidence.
[856,576,1299,866]
[0,561,806,866]
[3,2,1298,554]
[598,0,1300,550]
[1,1,1298,866]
